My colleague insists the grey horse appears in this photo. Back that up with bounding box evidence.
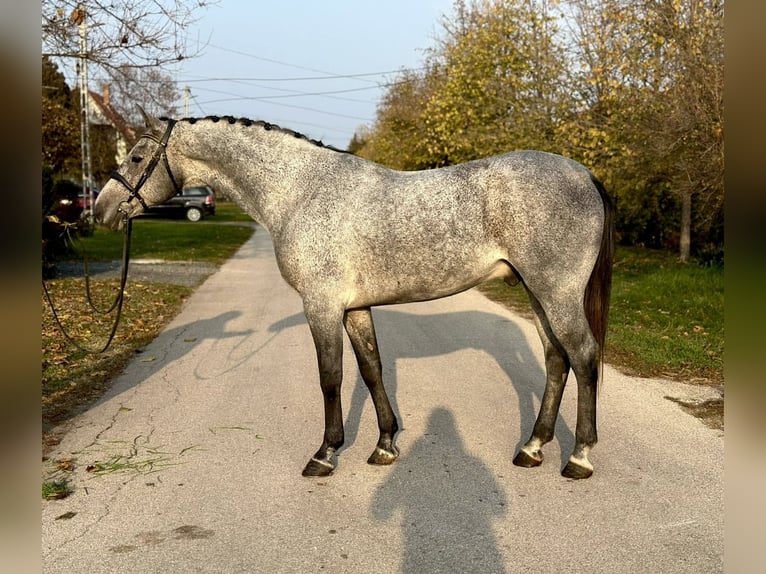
[95,113,613,479]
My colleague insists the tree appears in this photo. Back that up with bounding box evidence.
[356,68,442,170]
[422,0,569,165]
[639,0,724,261]
[106,66,181,126]
[358,0,724,260]
[562,0,724,261]
[42,56,79,174]
[42,0,211,132]
[360,1,569,169]
[42,0,213,75]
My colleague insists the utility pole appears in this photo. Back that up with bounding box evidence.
[73,3,95,221]
[184,85,191,117]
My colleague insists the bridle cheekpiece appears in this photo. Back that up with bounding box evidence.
[110,119,182,214]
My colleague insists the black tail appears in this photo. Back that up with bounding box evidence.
[583,175,615,385]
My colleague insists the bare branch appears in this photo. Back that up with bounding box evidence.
[41,0,215,78]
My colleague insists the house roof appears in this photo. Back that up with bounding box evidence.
[88,90,138,145]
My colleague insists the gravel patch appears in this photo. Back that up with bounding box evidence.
[54,259,219,287]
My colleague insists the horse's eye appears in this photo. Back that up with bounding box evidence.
[131,155,143,163]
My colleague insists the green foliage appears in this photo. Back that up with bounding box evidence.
[423,0,567,164]
[615,179,681,249]
[355,0,724,258]
[42,57,79,175]
[358,1,568,169]
[42,478,73,500]
[356,69,442,170]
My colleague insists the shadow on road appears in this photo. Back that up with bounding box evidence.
[267,305,576,467]
[371,407,508,574]
[348,308,575,467]
[88,311,255,409]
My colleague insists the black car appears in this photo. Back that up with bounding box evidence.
[143,186,216,221]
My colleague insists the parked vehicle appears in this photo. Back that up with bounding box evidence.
[143,186,216,221]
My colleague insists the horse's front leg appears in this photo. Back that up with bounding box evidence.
[343,308,400,465]
[302,303,345,477]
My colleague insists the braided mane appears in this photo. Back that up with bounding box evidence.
[160,114,348,153]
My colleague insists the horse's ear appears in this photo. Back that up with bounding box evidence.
[137,105,161,130]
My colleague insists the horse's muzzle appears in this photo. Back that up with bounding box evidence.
[93,194,129,231]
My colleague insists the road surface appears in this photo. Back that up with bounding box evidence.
[42,228,723,573]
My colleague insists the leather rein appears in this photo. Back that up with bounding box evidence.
[44,120,181,354]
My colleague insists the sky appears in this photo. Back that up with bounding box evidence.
[172,0,455,150]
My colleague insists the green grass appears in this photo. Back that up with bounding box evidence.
[212,200,257,222]
[478,246,723,385]
[42,478,73,500]
[67,209,255,264]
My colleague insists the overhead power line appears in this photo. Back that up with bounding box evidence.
[178,70,416,83]
[194,95,373,122]
[189,83,378,103]
[205,43,421,83]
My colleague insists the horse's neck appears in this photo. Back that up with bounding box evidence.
[174,121,331,232]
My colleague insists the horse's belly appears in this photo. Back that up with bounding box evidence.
[348,258,514,308]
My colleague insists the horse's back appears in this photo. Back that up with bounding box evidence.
[278,150,606,306]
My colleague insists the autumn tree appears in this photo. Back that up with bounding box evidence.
[104,66,181,126]
[562,0,723,260]
[358,0,723,260]
[359,0,569,169]
[638,0,724,261]
[422,0,569,165]
[356,68,441,170]
[42,0,212,76]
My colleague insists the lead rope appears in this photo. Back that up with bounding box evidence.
[42,212,133,354]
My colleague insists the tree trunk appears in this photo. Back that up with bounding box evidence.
[679,189,691,263]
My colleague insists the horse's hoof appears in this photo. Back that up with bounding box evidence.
[367,446,399,465]
[302,457,334,477]
[561,460,593,480]
[513,449,543,468]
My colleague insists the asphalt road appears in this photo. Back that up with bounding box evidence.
[42,228,723,573]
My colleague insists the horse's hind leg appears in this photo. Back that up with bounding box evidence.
[539,296,600,479]
[561,345,599,480]
[513,292,571,469]
[302,303,346,477]
[343,308,400,465]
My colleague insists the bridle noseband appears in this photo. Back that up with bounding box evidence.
[110,119,183,213]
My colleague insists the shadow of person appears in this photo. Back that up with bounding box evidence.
[371,407,508,574]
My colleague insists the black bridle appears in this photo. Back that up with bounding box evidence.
[109,119,182,213]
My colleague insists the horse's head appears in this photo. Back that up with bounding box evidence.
[94,109,183,230]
